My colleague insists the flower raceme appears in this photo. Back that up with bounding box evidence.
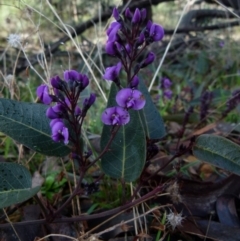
[36,70,95,145]
[101,7,165,126]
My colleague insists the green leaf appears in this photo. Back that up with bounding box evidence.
[0,162,41,208]
[193,134,240,175]
[195,52,209,75]
[0,99,70,156]
[101,84,146,182]
[0,187,40,209]
[138,79,166,139]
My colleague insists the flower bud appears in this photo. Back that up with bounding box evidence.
[125,8,132,19]
[51,76,65,90]
[140,52,155,68]
[36,84,52,105]
[132,8,141,24]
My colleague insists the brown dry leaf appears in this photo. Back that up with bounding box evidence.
[150,223,165,231]
[168,122,182,135]
[192,123,217,136]
[136,232,153,239]
[184,155,198,163]
[198,163,215,180]
[120,221,131,232]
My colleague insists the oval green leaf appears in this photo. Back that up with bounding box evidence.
[193,134,240,175]
[138,78,166,139]
[101,84,146,182]
[0,99,70,156]
[0,162,41,208]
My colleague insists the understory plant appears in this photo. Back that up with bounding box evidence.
[1,5,240,239]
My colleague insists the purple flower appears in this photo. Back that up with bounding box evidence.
[103,62,122,81]
[163,89,172,100]
[141,52,155,68]
[46,103,66,119]
[101,106,130,125]
[36,84,52,105]
[107,22,121,42]
[161,77,172,89]
[132,8,141,24]
[64,70,80,82]
[83,93,96,109]
[145,21,164,42]
[51,75,64,90]
[51,120,69,145]
[116,88,146,110]
[149,23,164,42]
[63,70,89,91]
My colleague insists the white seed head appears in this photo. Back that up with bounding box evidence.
[7,34,21,48]
[166,210,184,230]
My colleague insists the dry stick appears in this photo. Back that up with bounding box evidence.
[0,184,164,228]
[93,205,171,238]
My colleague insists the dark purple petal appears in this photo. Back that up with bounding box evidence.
[149,23,164,42]
[129,75,139,88]
[131,90,146,110]
[105,41,117,55]
[141,9,147,22]
[116,88,146,110]
[84,93,96,108]
[144,20,152,37]
[125,8,132,19]
[51,120,64,134]
[113,7,120,21]
[132,8,141,24]
[36,84,52,105]
[64,70,79,82]
[46,104,66,119]
[163,89,173,99]
[51,76,64,90]
[50,119,63,128]
[51,120,69,145]
[125,43,132,54]
[46,107,60,119]
[103,62,122,81]
[101,106,130,125]
[61,127,69,144]
[141,52,155,68]
[74,106,81,116]
[107,22,121,42]
[80,74,89,89]
[161,77,172,89]
[136,33,145,47]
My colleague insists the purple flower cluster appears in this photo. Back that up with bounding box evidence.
[101,7,164,125]
[37,70,96,144]
[160,77,172,100]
